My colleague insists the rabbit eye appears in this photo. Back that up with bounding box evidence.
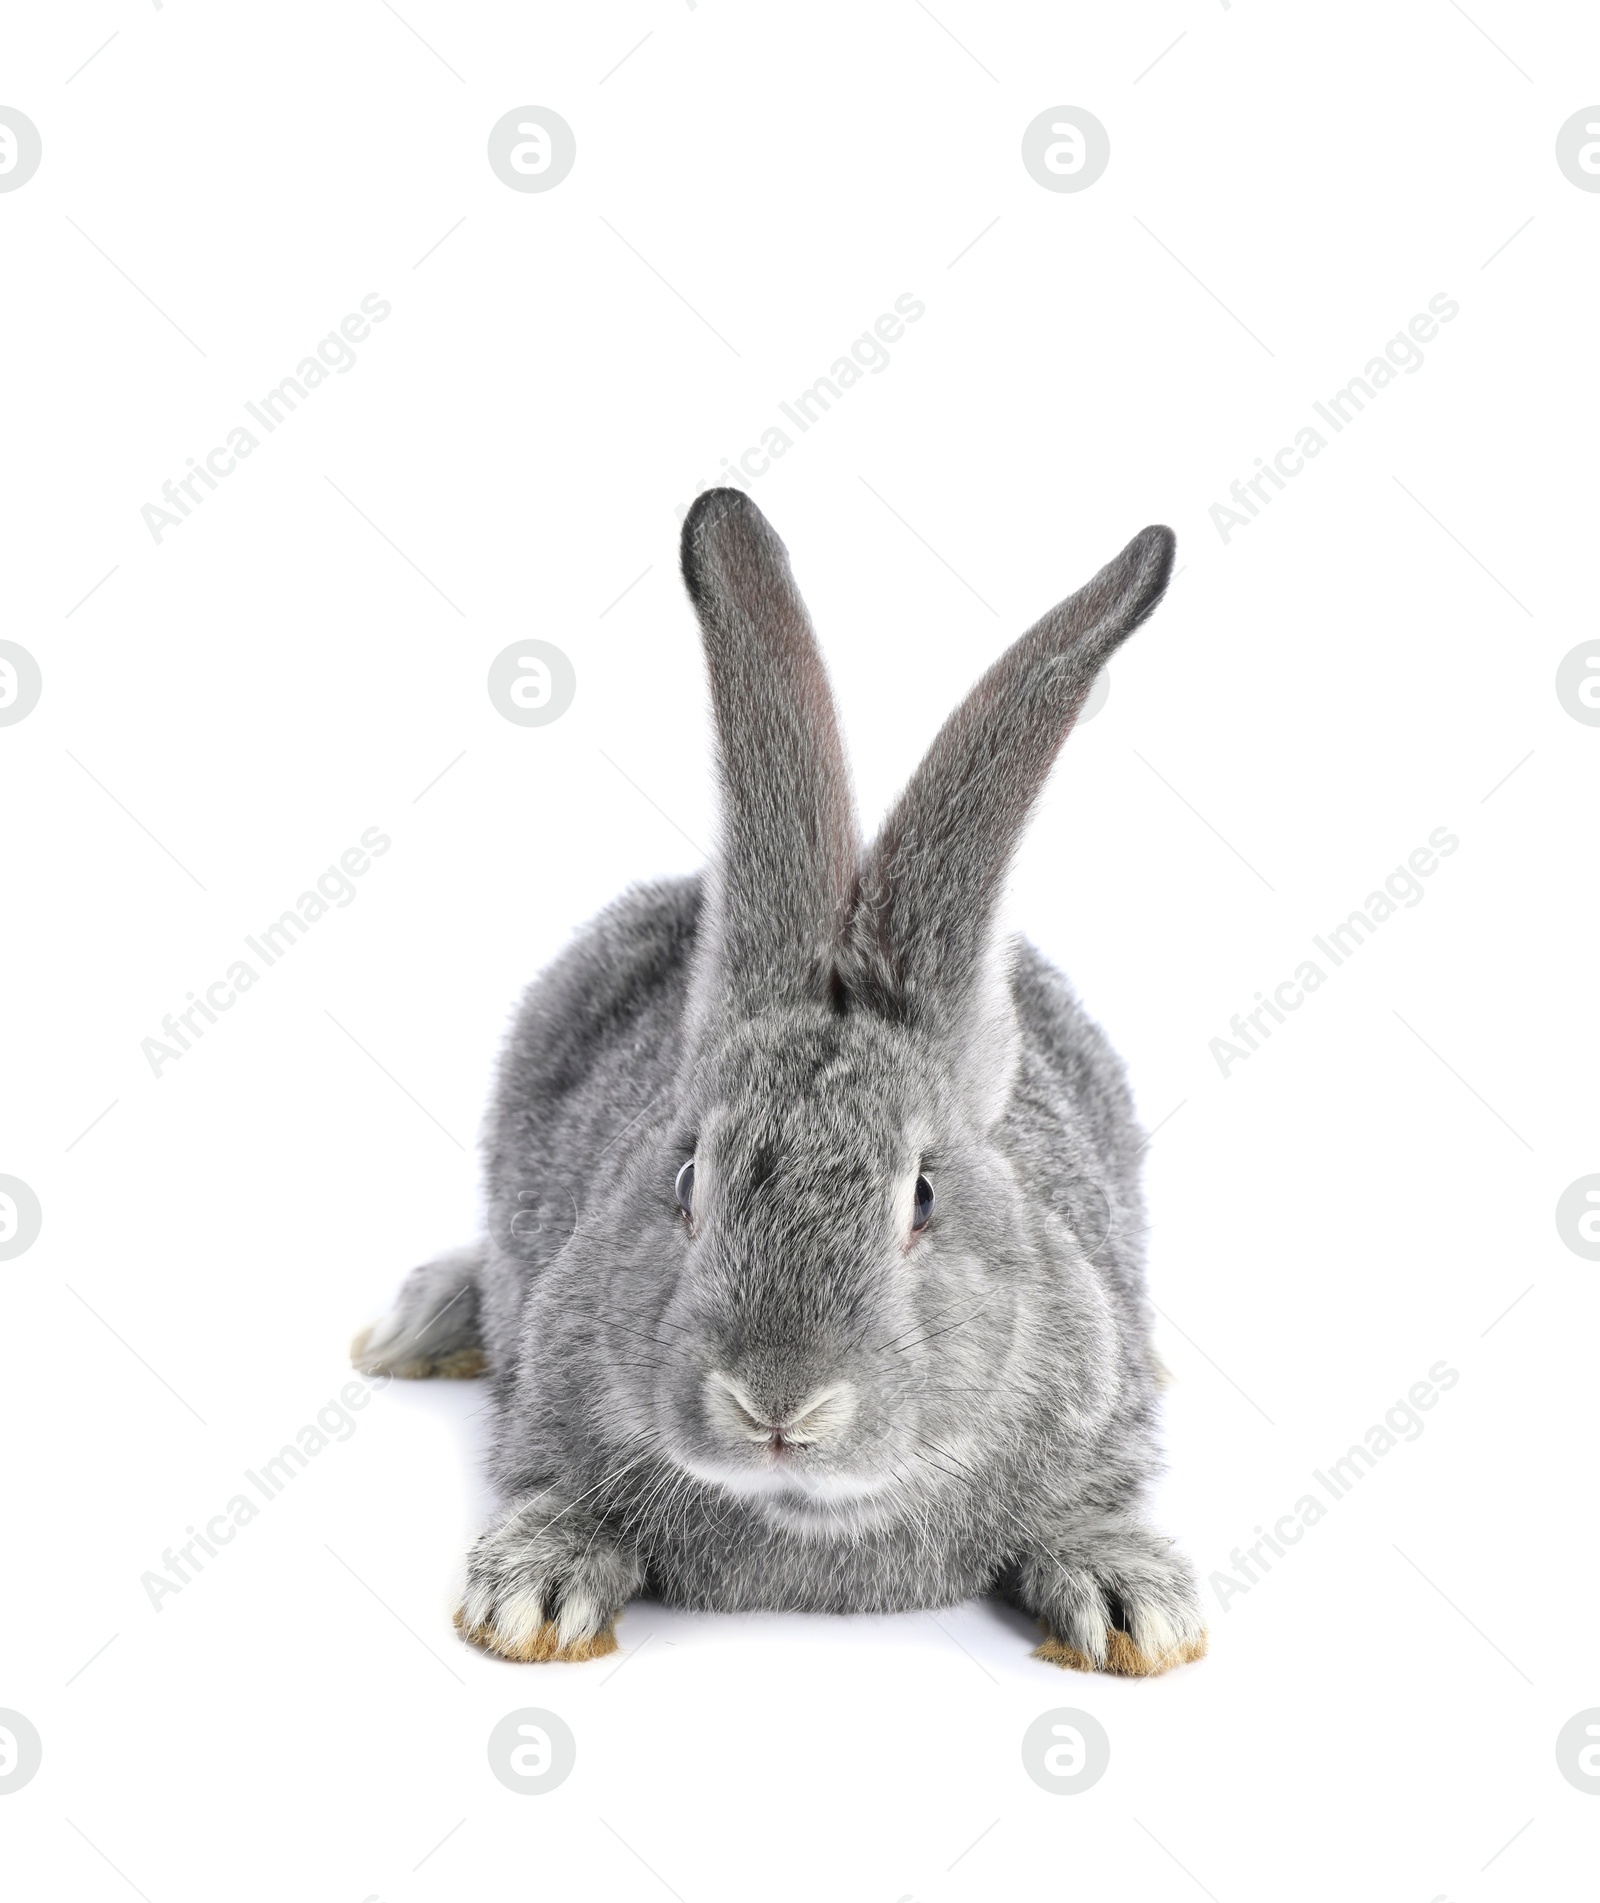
[675,1160,695,1219]
[911,1174,934,1232]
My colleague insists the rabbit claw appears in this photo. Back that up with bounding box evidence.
[453,1603,617,1663]
[1035,1623,1208,1677]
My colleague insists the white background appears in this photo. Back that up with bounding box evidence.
[3,3,1597,1899]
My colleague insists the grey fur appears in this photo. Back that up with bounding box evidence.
[358,489,1204,1673]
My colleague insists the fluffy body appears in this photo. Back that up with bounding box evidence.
[359,491,1204,1674]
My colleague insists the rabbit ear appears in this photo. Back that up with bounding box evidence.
[680,489,859,1017]
[843,525,1176,1029]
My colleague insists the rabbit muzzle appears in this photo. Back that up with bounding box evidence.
[703,1370,860,1452]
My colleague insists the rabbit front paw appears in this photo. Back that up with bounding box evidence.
[454,1493,643,1664]
[1011,1523,1207,1677]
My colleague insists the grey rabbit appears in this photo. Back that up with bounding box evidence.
[353,487,1206,1676]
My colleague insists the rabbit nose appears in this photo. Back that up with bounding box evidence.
[706,1372,858,1447]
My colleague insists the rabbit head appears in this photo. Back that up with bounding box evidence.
[628,490,1175,1532]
